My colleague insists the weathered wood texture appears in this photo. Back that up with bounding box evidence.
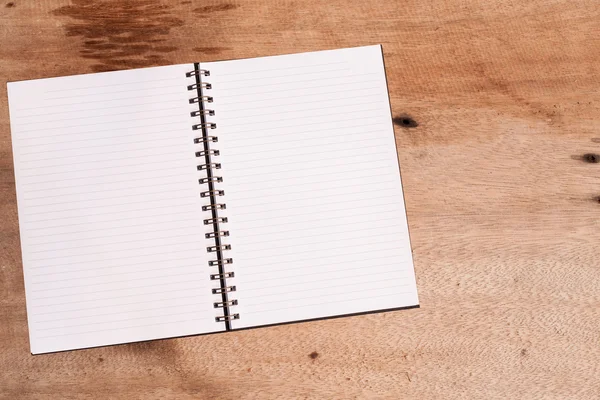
[1,0,599,399]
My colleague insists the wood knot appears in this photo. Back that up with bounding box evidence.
[98,357,104,362]
[309,351,319,360]
[5,2,15,7]
[393,115,418,128]
[582,153,600,163]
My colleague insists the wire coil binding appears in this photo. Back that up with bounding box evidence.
[187,64,238,327]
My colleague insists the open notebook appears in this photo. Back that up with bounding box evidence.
[7,45,419,354]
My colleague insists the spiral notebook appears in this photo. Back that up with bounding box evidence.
[7,45,419,354]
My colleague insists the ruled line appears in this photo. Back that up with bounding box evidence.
[241,263,407,285]
[221,122,387,146]
[21,166,187,187]
[236,239,404,269]
[28,209,195,237]
[238,244,404,270]
[31,255,201,278]
[25,195,193,216]
[226,163,393,195]
[219,91,380,113]
[230,193,399,217]
[238,243,405,271]
[14,91,182,112]
[31,268,202,293]
[16,113,184,135]
[222,129,381,153]
[243,270,408,299]
[212,61,346,78]
[225,158,389,180]
[239,221,402,247]
[34,300,202,325]
[37,318,199,338]
[230,178,395,203]
[21,161,188,182]
[223,113,386,137]
[32,278,204,301]
[20,149,186,173]
[45,76,182,92]
[226,149,391,176]
[233,206,398,232]
[20,141,185,162]
[16,98,188,119]
[31,263,200,285]
[36,307,203,331]
[25,187,190,209]
[224,143,388,171]
[18,120,184,141]
[236,225,398,260]
[32,222,199,248]
[217,78,381,100]
[220,99,382,124]
[45,84,182,100]
[217,85,379,107]
[216,66,350,85]
[32,292,200,317]
[23,173,189,196]
[221,123,383,149]
[234,239,404,272]
[17,128,188,149]
[25,201,197,223]
[217,72,377,93]
[243,289,411,315]
[24,179,189,200]
[228,169,393,198]
[31,285,204,309]
[243,276,407,300]
[232,200,400,225]
[17,106,182,126]
[223,106,382,130]
[30,232,197,256]
[29,238,201,264]
[229,188,397,214]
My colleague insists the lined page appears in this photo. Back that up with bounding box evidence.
[8,65,224,354]
[204,45,419,329]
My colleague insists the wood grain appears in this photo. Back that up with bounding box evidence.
[1,0,599,398]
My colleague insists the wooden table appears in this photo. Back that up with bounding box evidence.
[1,0,599,398]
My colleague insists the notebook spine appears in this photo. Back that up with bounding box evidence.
[187,64,239,328]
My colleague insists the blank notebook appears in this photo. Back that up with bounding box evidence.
[7,45,419,354]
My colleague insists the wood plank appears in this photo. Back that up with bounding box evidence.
[1,0,599,398]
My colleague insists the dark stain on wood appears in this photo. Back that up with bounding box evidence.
[520,348,527,356]
[592,196,600,204]
[393,115,419,128]
[309,351,319,359]
[5,2,15,7]
[193,4,239,14]
[119,339,180,368]
[98,357,104,362]
[581,153,599,163]
[52,0,184,72]
[192,46,230,55]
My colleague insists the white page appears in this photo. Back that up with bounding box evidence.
[8,65,225,354]
[203,45,419,329]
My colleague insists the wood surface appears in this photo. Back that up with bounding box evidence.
[1,0,600,398]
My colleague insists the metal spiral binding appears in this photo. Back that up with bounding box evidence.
[187,64,239,327]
